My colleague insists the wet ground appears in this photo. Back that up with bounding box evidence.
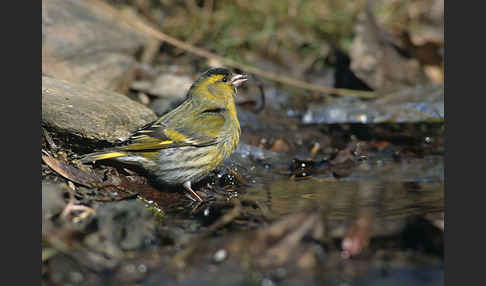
[42,101,444,285]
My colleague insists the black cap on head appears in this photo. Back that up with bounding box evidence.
[199,67,247,87]
[202,67,232,78]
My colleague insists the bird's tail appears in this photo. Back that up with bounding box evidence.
[80,150,129,163]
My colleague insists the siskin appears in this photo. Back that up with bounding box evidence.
[81,68,247,201]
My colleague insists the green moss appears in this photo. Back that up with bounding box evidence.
[138,197,165,223]
[160,0,364,65]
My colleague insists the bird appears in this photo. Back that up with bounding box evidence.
[81,67,247,202]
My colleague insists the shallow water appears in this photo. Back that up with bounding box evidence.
[243,179,443,221]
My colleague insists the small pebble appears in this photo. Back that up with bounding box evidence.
[137,264,147,273]
[69,271,83,283]
[261,278,275,286]
[213,249,228,263]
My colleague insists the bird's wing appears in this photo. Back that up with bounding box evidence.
[120,109,226,151]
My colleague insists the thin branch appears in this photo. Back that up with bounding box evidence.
[87,0,376,99]
[171,200,242,269]
[60,190,96,223]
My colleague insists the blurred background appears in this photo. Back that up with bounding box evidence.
[123,0,443,89]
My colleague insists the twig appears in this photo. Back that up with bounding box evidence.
[309,142,321,159]
[87,0,376,99]
[42,127,58,152]
[183,0,199,15]
[252,74,266,113]
[184,0,214,46]
[60,190,96,223]
[240,198,273,220]
[171,200,242,268]
[226,167,249,186]
[206,199,242,233]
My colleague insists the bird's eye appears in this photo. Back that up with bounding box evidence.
[222,76,228,83]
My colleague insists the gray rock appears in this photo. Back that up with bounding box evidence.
[89,200,155,251]
[132,73,193,98]
[42,0,147,93]
[42,181,67,236]
[150,73,193,97]
[302,84,444,124]
[349,12,428,90]
[42,76,157,143]
[149,97,184,117]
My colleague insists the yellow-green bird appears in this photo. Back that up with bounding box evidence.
[81,68,247,201]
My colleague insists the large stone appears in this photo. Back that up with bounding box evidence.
[42,76,157,143]
[348,0,443,90]
[302,84,444,124]
[131,73,194,98]
[42,0,147,93]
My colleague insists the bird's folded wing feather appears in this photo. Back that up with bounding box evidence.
[121,111,226,151]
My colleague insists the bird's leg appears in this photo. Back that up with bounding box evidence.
[183,181,203,202]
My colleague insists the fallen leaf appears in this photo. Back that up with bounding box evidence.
[42,155,103,187]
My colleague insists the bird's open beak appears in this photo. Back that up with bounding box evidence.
[230,74,248,87]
